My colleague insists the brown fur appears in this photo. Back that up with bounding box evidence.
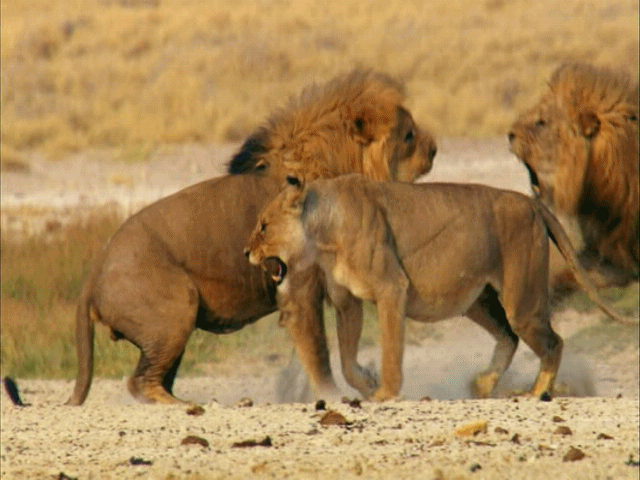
[246,175,631,402]
[66,70,437,405]
[509,62,639,294]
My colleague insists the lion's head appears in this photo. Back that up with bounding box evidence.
[228,69,437,183]
[244,177,311,286]
[508,62,639,276]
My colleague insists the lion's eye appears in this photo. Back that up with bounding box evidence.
[405,128,414,143]
[260,222,267,232]
[535,119,546,128]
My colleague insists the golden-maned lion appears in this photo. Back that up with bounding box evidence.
[66,70,437,405]
[246,174,628,401]
[509,62,639,295]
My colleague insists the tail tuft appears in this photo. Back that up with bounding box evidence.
[228,131,269,174]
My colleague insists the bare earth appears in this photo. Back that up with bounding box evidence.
[1,138,639,479]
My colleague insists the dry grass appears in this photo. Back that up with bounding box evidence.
[1,0,638,159]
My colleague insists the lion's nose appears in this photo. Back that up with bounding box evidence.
[508,131,516,143]
[244,248,250,258]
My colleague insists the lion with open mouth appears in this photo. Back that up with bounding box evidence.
[246,174,629,401]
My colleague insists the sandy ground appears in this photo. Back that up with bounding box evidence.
[1,138,639,479]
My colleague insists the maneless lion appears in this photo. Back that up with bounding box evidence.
[246,174,628,401]
[66,70,437,405]
[509,62,639,295]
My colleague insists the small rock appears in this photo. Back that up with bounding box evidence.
[510,433,521,445]
[57,473,77,480]
[236,397,253,408]
[494,427,509,435]
[315,399,326,411]
[554,426,572,436]
[552,415,564,423]
[320,410,351,427]
[563,447,586,462]
[455,420,488,437]
[186,405,205,416]
[129,457,152,466]
[181,435,209,448]
[470,463,482,472]
[232,436,272,448]
[597,433,613,440]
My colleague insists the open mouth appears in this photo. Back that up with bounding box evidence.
[263,256,287,285]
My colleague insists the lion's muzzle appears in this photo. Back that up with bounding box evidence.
[263,257,287,285]
[245,246,288,285]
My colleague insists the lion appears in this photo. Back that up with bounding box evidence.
[66,70,437,405]
[245,174,630,401]
[509,62,639,296]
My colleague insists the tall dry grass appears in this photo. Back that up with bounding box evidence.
[1,0,638,160]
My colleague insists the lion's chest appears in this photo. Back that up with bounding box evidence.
[331,261,374,301]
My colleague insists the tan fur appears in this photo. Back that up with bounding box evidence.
[509,62,639,294]
[231,69,437,183]
[247,174,631,402]
[67,70,436,405]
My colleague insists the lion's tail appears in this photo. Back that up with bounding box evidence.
[65,281,96,406]
[535,200,637,325]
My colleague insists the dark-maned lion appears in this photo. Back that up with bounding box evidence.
[66,70,437,405]
[509,62,639,295]
[246,174,628,401]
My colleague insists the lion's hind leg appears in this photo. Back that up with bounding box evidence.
[122,272,199,404]
[518,317,563,398]
[466,285,519,398]
[501,281,563,399]
[128,349,188,404]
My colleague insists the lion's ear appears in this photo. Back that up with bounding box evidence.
[349,103,394,144]
[578,110,600,138]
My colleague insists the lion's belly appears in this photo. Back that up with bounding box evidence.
[405,281,487,322]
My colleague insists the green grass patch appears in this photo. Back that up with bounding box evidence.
[556,283,640,317]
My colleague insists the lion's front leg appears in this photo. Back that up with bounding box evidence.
[280,266,340,399]
[334,293,379,399]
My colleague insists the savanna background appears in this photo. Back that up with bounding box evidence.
[1,0,638,387]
